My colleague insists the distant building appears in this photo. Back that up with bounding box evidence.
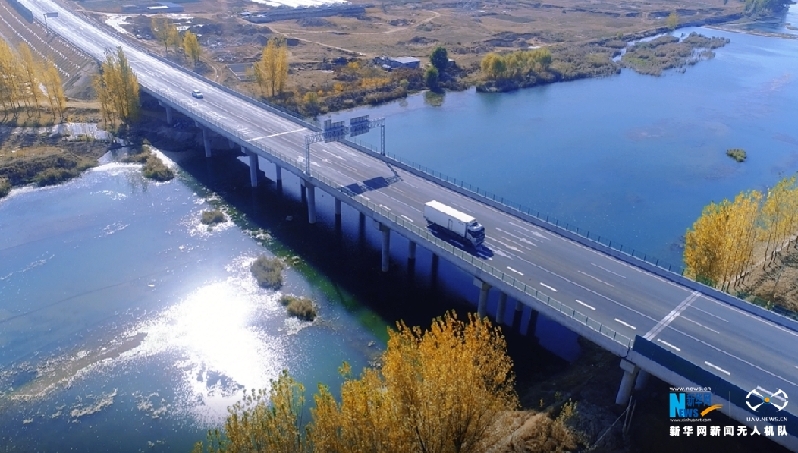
[121,2,184,14]
[373,56,421,70]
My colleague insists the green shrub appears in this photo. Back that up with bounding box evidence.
[34,167,79,186]
[0,178,10,198]
[280,295,317,321]
[251,256,285,290]
[201,209,227,226]
[726,148,746,162]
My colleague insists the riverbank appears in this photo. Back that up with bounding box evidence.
[0,104,114,199]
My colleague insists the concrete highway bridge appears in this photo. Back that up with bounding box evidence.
[16,0,798,449]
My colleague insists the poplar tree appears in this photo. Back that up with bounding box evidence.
[93,48,140,125]
[151,16,171,53]
[253,38,289,97]
[41,60,65,119]
[182,30,201,67]
[18,43,42,109]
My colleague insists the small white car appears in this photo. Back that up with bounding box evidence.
[191,90,204,99]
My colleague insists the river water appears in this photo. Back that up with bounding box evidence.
[1,17,797,452]
[336,23,798,270]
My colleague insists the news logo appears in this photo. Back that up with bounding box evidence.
[746,387,788,412]
[669,390,722,419]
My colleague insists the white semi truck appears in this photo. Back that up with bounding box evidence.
[423,200,485,247]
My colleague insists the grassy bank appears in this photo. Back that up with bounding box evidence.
[0,144,107,198]
[0,103,109,199]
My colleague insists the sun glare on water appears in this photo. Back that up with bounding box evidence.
[124,273,287,420]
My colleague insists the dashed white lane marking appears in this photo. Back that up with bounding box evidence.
[591,263,627,278]
[267,128,305,138]
[705,361,731,376]
[506,266,523,276]
[578,270,614,287]
[691,306,728,323]
[644,291,700,341]
[681,316,720,334]
[494,227,538,248]
[250,136,264,141]
[508,221,550,240]
[540,282,557,292]
[615,318,636,330]
[575,299,595,311]
[400,215,414,223]
[670,325,796,387]
[658,339,681,352]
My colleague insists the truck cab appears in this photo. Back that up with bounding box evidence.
[466,220,485,247]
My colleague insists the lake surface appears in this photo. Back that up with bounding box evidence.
[2,18,798,452]
[334,24,798,269]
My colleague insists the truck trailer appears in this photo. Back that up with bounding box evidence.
[423,200,485,247]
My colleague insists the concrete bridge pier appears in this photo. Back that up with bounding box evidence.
[431,253,439,282]
[512,300,524,330]
[246,150,259,187]
[495,292,507,325]
[474,278,491,318]
[334,198,342,229]
[202,127,212,158]
[306,183,317,224]
[615,359,640,405]
[300,184,307,205]
[408,241,417,263]
[274,164,282,191]
[163,104,173,125]
[635,370,649,391]
[526,308,539,337]
[228,138,236,150]
[379,223,391,272]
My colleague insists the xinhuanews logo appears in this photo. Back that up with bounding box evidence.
[669,391,722,421]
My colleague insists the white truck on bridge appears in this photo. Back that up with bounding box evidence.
[423,200,485,248]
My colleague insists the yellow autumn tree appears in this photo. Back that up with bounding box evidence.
[182,30,201,67]
[0,39,25,112]
[685,190,762,289]
[151,16,174,53]
[18,43,42,110]
[41,59,66,119]
[196,370,307,453]
[760,176,798,266]
[168,26,182,55]
[724,190,762,290]
[93,47,140,125]
[194,312,518,453]
[253,38,289,97]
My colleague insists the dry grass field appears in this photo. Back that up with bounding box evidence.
[74,0,745,90]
